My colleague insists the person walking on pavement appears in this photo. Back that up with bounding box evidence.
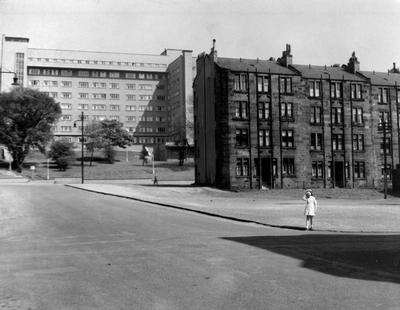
[303,189,317,230]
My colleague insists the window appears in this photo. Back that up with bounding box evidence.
[60,126,72,132]
[312,161,324,178]
[380,137,391,154]
[138,73,145,79]
[92,115,106,121]
[127,94,136,101]
[258,129,270,147]
[110,116,120,121]
[60,70,72,76]
[351,83,362,99]
[354,161,365,178]
[378,87,389,104]
[310,133,323,151]
[281,130,294,148]
[332,134,344,151]
[60,92,72,99]
[352,107,364,125]
[92,82,106,88]
[331,82,342,99]
[92,104,106,111]
[110,94,120,100]
[139,84,152,90]
[126,116,136,122]
[28,68,40,75]
[353,134,365,151]
[110,72,120,78]
[311,106,322,124]
[309,81,321,97]
[157,95,166,101]
[139,95,152,101]
[99,72,107,78]
[257,75,269,93]
[126,105,136,111]
[235,129,249,147]
[78,93,89,99]
[381,164,392,180]
[233,73,248,91]
[60,115,72,121]
[110,83,120,89]
[331,107,343,125]
[378,111,390,129]
[28,80,40,86]
[60,103,72,110]
[280,77,292,94]
[110,105,120,111]
[126,73,136,79]
[42,80,58,87]
[258,102,270,120]
[398,90,400,104]
[61,81,72,87]
[236,158,249,176]
[78,71,89,77]
[282,158,295,176]
[234,101,248,119]
[92,93,107,100]
[280,102,293,120]
[126,83,136,89]
[78,104,89,110]
[78,82,89,88]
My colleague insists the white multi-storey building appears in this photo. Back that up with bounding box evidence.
[0,35,195,145]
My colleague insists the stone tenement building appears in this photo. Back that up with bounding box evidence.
[0,35,195,145]
[194,42,400,190]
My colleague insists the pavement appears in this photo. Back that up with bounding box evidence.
[65,180,400,234]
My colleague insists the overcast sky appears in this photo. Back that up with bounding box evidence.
[0,0,399,71]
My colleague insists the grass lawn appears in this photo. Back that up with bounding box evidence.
[18,150,194,181]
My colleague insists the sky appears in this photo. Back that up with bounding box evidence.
[0,0,399,71]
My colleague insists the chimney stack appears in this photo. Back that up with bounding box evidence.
[278,44,292,67]
[389,62,400,73]
[347,51,360,74]
[210,39,217,61]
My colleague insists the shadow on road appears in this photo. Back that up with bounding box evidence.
[222,234,400,284]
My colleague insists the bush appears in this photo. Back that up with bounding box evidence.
[48,140,75,170]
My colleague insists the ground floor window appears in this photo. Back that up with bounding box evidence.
[381,164,392,180]
[312,161,324,178]
[354,161,365,178]
[236,158,249,176]
[282,158,295,176]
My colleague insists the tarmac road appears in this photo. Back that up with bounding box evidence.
[0,184,399,310]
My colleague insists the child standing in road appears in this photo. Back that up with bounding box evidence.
[303,189,317,230]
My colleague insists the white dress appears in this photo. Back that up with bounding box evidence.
[303,195,317,216]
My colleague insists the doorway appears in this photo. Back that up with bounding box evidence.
[334,161,344,188]
[254,158,275,188]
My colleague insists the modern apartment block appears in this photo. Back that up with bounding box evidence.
[0,35,195,145]
[194,43,400,190]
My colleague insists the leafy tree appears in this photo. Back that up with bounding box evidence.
[0,88,61,171]
[85,119,132,164]
[48,140,75,170]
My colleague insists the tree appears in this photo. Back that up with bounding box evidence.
[0,88,61,171]
[48,140,75,170]
[85,119,132,164]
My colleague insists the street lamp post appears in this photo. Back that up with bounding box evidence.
[74,112,85,184]
[382,121,388,199]
[0,70,19,88]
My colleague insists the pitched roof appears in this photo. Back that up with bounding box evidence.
[359,71,400,86]
[290,64,366,82]
[215,57,296,75]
